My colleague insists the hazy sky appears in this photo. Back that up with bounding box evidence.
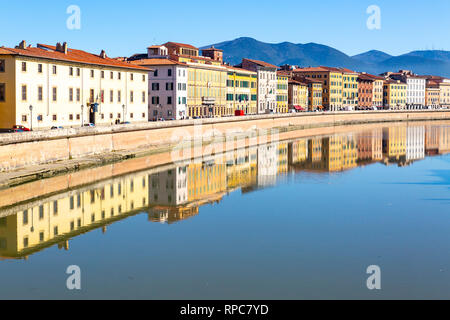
[1,0,449,58]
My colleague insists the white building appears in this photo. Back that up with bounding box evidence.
[129,46,188,120]
[240,59,278,114]
[0,41,149,130]
[389,71,426,109]
[148,166,188,207]
[406,126,425,162]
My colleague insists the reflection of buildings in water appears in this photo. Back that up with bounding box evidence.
[322,135,358,172]
[226,147,258,190]
[148,206,199,225]
[357,129,383,163]
[406,126,425,162]
[383,127,407,163]
[425,125,440,156]
[0,172,150,259]
[2,125,450,259]
[438,126,450,155]
[148,167,188,207]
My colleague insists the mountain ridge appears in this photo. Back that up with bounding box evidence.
[201,37,450,77]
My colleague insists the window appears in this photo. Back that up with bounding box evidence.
[23,210,29,225]
[118,90,121,102]
[118,72,121,80]
[0,60,4,72]
[130,91,134,103]
[110,72,114,79]
[130,113,134,119]
[154,70,158,77]
[38,86,43,101]
[52,87,57,101]
[69,67,73,76]
[52,114,57,121]
[22,62,27,72]
[38,64,43,73]
[90,89,95,103]
[130,73,134,81]
[76,88,80,102]
[142,91,146,103]
[167,96,172,104]
[0,83,5,102]
[69,114,73,121]
[101,90,104,103]
[21,85,27,101]
[52,65,57,74]
[168,69,172,77]
[90,70,94,78]
[110,90,114,103]
[142,75,146,82]
[69,88,73,102]
[22,115,27,122]
[101,71,105,79]
[77,68,81,76]
[152,83,159,91]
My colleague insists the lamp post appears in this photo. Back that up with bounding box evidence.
[81,105,84,127]
[29,105,33,131]
[122,104,126,122]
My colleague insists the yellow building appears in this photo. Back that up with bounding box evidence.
[383,80,407,110]
[322,135,357,172]
[438,79,450,108]
[0,172,150,259]
[226,66,258,115]
[293,67,342,111]
[288,80,309,112]
[341,68,359,109]
[187,161,227,202]
[276,72,289,113]
[161,42,228,118]
[226,147,258,189]
[0,41,149,129]
[426,81,441,109]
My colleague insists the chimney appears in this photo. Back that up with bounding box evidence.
[100,50,107,59]
[56,42,68,54]
[17,40,27,50]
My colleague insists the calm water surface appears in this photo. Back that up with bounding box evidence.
[0,123,449,299]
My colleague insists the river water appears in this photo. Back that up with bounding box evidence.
[0,122,449,299]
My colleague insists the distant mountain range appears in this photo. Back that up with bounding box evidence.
[201,37,450,77]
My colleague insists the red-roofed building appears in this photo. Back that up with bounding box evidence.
[0,41,149,129]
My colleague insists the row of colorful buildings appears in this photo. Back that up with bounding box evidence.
[2,124,449,259]
[1,40,450,129]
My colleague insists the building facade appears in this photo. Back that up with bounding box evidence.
[0,41,149,129]
[383,80,407,110]
[226,66,258,116]
[276,72,289,113]
[240,59,278,114]
[288,80,309,112]
[293,67,343,111]
[341,68,358,109]
[129,46,188,120]
[386,71,426,109]
[425,80,441,109]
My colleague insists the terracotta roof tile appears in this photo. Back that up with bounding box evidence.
[0,43,149,71]
[243,58,278,69]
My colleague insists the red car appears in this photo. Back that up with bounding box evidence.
[13,125,31,131]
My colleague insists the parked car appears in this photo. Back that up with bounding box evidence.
[120,121,131,125]
[83,123,95,127]
[51,126,64,130]
[13,125,31,131]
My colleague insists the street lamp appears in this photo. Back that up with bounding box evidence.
[81,105,84,127]
[122,104,126,122]
[29,105,33,131]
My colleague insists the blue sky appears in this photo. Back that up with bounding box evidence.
[1,0,449,58]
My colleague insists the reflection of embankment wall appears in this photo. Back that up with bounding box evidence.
[1,111,450,173]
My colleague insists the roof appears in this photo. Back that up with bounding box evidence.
[147,45,165,49]
[358,73,384,81]
[202,46,223,52]
[129,58,185,67]
[225,65,257,74]
[164,42,198,50]
[277,70,291,77]
[243,58,278,69]
[293,66,357,74]
[0,43,149,71]
[289,80,308,86]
